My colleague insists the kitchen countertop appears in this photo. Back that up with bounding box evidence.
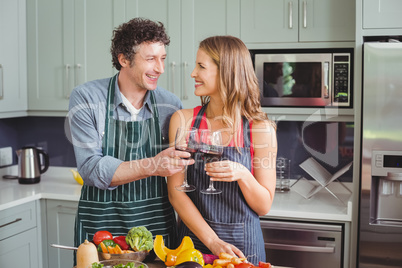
[0,166,82,211]
[0,166,352,222]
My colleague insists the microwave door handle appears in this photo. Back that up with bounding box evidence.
[265,242,335,254]
[324,62,330,98]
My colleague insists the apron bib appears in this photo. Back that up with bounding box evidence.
[179,104,265,264]
[75,74,177,249]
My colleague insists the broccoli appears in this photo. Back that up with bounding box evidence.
[125,226,154,252]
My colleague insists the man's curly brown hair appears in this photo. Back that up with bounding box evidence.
[110,17,170,71]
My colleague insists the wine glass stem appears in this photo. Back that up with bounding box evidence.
[182,165,189,186]
[208,179,215,190]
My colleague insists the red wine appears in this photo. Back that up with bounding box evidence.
[200,149,222,163]
[175,146,197,159]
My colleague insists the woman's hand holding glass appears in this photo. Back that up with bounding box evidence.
[205,160,249,182]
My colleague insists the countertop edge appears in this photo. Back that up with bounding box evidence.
[1,166,353,223]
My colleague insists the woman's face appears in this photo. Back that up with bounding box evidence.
[191,49,219,98]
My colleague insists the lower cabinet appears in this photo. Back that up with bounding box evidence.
[0,201,40,268]
[0,228,40,267]
[43,200,78,268]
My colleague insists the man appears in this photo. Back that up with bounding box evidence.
[68,18,192,250]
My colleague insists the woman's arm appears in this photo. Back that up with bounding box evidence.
[167,110,245,257]
[206,120,277,215]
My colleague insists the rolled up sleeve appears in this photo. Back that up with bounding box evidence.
[68,80,122,190]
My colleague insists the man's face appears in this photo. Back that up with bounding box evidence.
[123,42,166,91]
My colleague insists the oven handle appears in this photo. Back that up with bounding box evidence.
[265,242,335,253]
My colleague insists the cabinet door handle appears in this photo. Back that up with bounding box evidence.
[288,1,293,29]
[170,62,176,94]
[75,64,82,87]
[64,64,71,99]
[182,62,188,100]
[303,1,307,28]
[0,64,3,99]
[0,218,22,229]
[265,242,335,253]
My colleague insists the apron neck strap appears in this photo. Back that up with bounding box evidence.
[105,74,159,121]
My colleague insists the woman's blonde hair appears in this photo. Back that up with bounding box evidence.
[199,36,276,145]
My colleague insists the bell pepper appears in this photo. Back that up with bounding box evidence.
[175,248,205,266]
[113,236,130,250]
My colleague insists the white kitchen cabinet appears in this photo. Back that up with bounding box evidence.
[27,0,240,111]
[0,201,40,268]
[363,0,402,29]
[27,0,118,112]
[240,0,355,43]
[118,0,241,109]
[44,200,78,268]
[0,0,27,116]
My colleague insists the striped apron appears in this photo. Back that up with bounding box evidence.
[74,74,177,250]
[179,104,265,265]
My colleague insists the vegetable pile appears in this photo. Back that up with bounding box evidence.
[203,253,272,268]
[91,262,145,268]
[92,226,153,254]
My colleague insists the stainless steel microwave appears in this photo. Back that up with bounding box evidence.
[251,49,353,108]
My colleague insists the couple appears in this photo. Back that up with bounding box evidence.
[68,17,277,264]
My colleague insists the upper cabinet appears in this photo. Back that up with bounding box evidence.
[0,0,27,116]
[27,0,240,112]
[363,0,402,29]
[27,0,118,112]
[122,0,241,109]
[240,0,355,43]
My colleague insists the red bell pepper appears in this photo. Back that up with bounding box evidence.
[113,236,130,250]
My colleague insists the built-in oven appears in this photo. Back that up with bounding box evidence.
[251,48,353,108]
[260,219,343,268]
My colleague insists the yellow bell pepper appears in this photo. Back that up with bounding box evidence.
[154,235,194,265]
[175,248,205,266]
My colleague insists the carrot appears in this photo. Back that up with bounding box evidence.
[114,244,123,254]
[231,257,247,265]
[213,259,231,267]
[219,252,233,260]
[99,242,108,253]
[231,258,242,265]
[107,245,115,254]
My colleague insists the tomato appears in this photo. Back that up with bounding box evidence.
[234,263,254,268]
[258,261,272,268]
[92,230,113,245]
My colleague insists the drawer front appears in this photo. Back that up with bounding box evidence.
[0,201,37,241]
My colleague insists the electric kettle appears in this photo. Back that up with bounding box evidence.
[16,146,49,184]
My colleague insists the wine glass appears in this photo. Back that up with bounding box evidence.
[199,129,223,194]
[175,127,198,192]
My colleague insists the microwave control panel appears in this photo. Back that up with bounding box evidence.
[332,54,351,106]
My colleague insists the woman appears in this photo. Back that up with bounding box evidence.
[168,36,277,264]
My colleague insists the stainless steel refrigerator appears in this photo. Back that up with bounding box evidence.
[359,39,402,267]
